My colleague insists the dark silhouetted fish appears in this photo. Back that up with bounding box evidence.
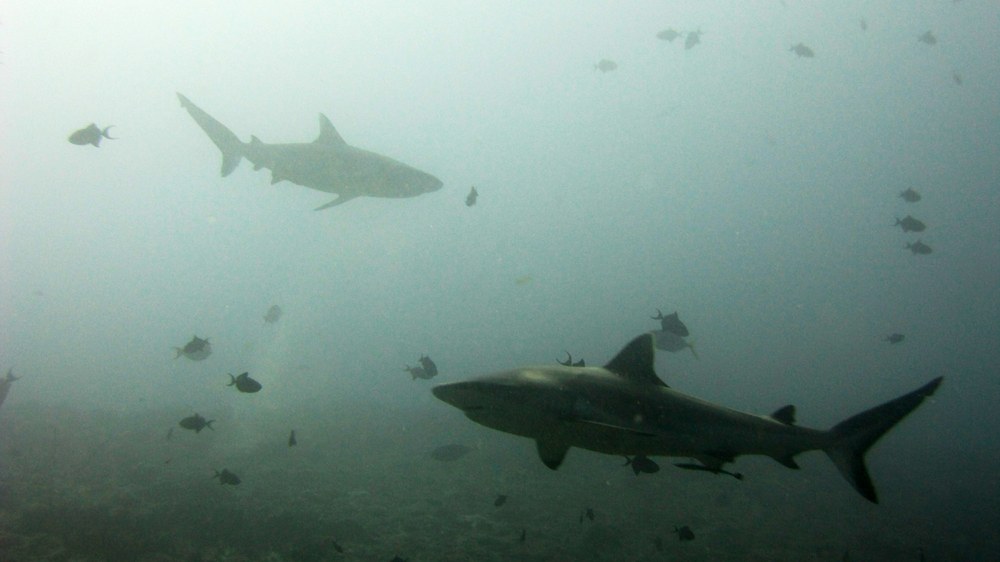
[419,355,439,378]
[894,215,926,233]
[68,124,115,147]
[674,525,695,541]
[582,507,595,522]
[906,240,933,255]
[651,330,698,358]
[329,540,344,553]
[227,372,262,393]
[166,427,173,441]
[494,494,508,507]
[623,454,660,475]
[288,429,297,447]
[390,556,408,562]
[557,352,585,367]
[656,28,681,42]
[264,305,282,323]
[953,71,962,85]
[899,188,921,202]
[674,462,744,480]
[213,468,241,485]
[685,30,702,50]
[594,59,617,73]
[174,336,211,361]
[519,528,526,543]
[884,333,905,344]
[652,309,689,336]
[404,363,433,380]
[0,368,19,411]
[860,18,868,32]
[790,43,815,58]
[431,444,471,461]
[918,31,937,45]
[179,413,214,433]
[466,186,478,207]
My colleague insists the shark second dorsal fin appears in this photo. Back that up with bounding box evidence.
[535,439,570,470]
[315,115,347,146]
[604,334,668,387]
[770,405,796,425]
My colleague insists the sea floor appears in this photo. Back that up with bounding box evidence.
[0,402,996,561]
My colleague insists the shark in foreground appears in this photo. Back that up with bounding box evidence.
[177,93,442,210]
[432,333,942,503]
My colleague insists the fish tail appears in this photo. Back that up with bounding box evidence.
[101,126,116,140]
[823,377,942,503]
[177,93,245,177]
[687,340,699,360]
[227,374,236,386]
[206,420,215,430]
[173,347,183,359]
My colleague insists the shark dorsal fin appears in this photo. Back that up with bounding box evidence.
[603,333,668,387]
[770,405,796,425]
[315,114,347,146]
[535,439,569,470]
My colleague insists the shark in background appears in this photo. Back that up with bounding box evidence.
[433,333,942,503]
[177,93,443,210]
[0,368,19,412]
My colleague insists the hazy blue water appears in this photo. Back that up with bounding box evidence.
[1,2,999,560]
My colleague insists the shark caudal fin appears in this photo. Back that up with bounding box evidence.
[824,377,942,503]
[177,93,245,176]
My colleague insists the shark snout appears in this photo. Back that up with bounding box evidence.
[432,381,482,411]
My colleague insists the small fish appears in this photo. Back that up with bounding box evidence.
[656,28,681,42]
[790,43,815,58]
[263,304,282,324]
[652,309,689,336]
[918,30,937,45]
[515,275,533,285]
[288,429,297,447]
[0,368,20,410]
[213,468,241,486]
[390,557,409,562]
[494,494,508,507]
[227,372,262,393]
[899,188,921,203]
[404,364,433,380]
[179,413,214,433]
[466,186,478,207]
[894,215,926,233]
[329,540,344,553]
[583,507,595,522]
[419,355,439,378]
[884,333,905,344]
[953,71,962,85]
[68,123,115,147]
[166,427,174,441]
[557,352,585,367]
[174,335,212,361]
[674,525,695,541]
[685,30,702,50]
[594,59,617,73]
[906,240,933,255]
[623,455,661,475]
[652,330,698,358]
[674,462,744,480]
[431,443,471,461]
[860,18,868,32]
[519,528,526,543]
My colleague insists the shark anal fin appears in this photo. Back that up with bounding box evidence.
[770,405,796,425]
[535,439,570,470]
[604,333,668,387]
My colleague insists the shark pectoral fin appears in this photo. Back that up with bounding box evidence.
[535,439,570,470]
[314,194,357,211]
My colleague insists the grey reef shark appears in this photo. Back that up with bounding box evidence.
[177,93,443,210]
[433,333,942,503]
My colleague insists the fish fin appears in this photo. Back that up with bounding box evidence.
[270,171,283,184]
[173,347,183,359]
[686,340,699,360]
[770,405,796,425]
[176,93,245,177]
[824,377,942,503]
[693,453,733,471]
[227,374,236,386]
[101,126,116,140]
[604,333,669,387]
[315,114,347,146]
[206,420,215,431]
[535,439,570,470]
[314,194,357,211]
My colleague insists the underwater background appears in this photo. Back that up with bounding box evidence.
[1,1,998,560]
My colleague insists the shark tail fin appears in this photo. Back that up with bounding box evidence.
[177,93,245,177]
[823,377,942,503]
